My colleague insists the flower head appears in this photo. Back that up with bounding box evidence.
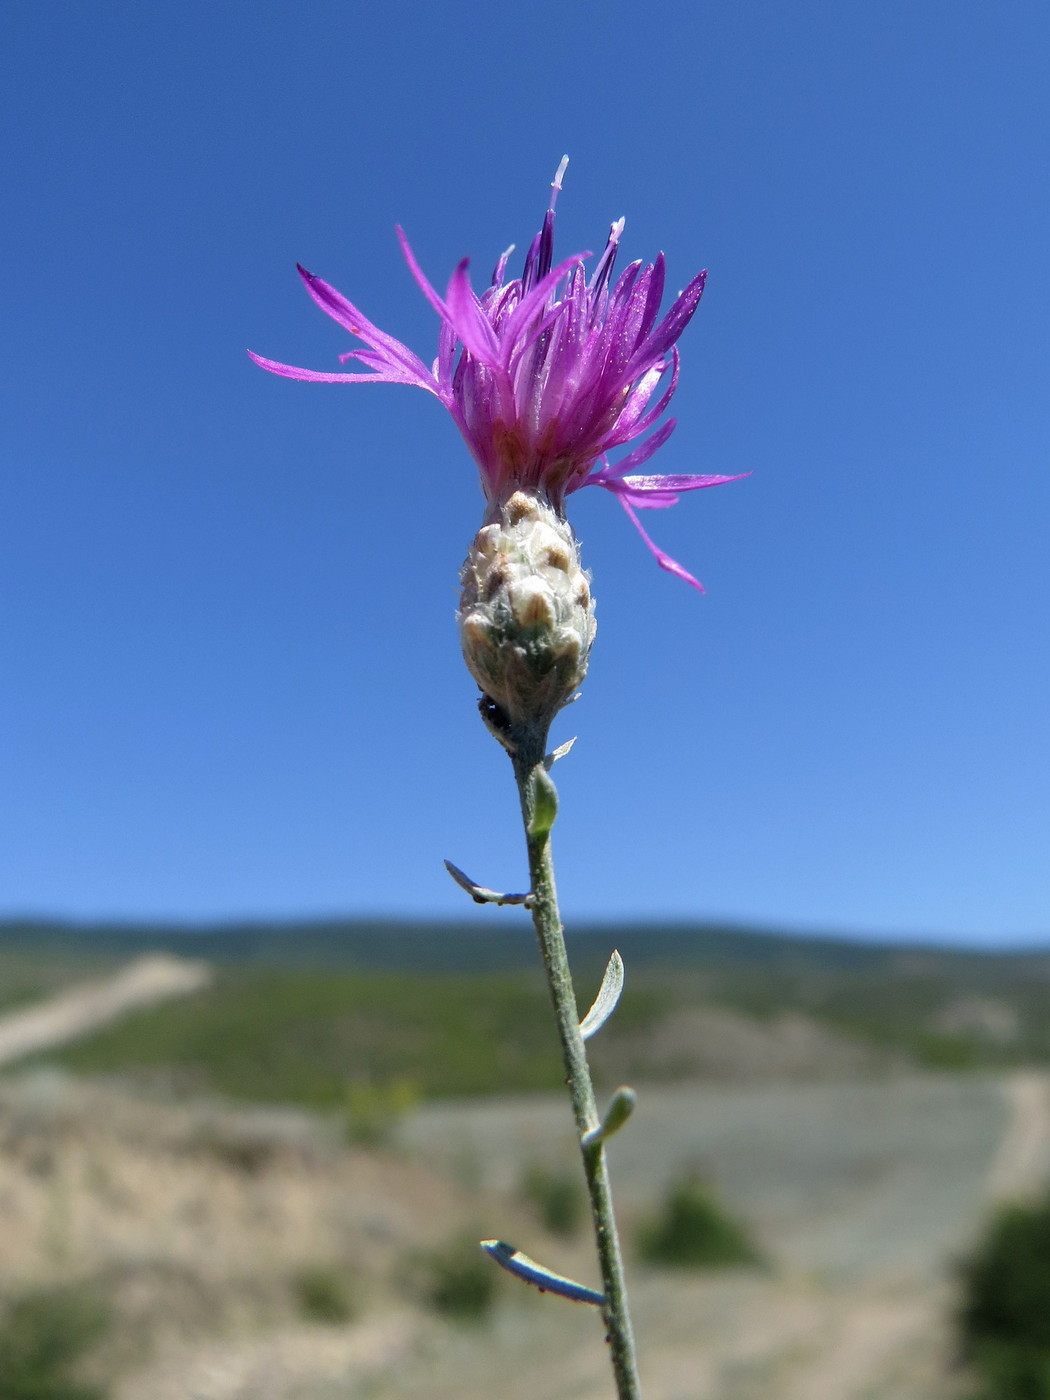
[249,158,743,590]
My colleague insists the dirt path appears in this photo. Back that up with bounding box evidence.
[985,1071,1050,1202]
[0,954,210,1066]
[115,1311,418,1400]
[763,1071,1050,1400]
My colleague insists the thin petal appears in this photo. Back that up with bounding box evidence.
[446,258,502,367]
[247,349,438,390]
[295,266,432,382]
[625,268,707,376]
[491,243,515,286]
[588,218,625,304]
[337,347,443,391]
[500,251,591,355]
[395,227,453,324]
[617,497,705,592]
[435,316,457,391]
[603,419,677,475]
[506,300,565,377]
[585,463,679,508]
[620,347,680,439]
[613,486,682,508]
[604,351,677,446]
[621,471,750,492]
[636,254,667,341]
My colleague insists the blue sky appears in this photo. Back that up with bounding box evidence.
[1,0,1047,943]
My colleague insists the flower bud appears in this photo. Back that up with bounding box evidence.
[458,492,597,736]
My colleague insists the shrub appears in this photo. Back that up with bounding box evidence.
[520,1164,584,1238]
[293,1266,356,1325]
[418,1235,496,1323]
[958,1194,1050,1399]
[344,1077,419,1148]
[0,1284,110,1400]
[635,1174,760,1269]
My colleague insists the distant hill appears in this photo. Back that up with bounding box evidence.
[3,914,1049,976]
[3,917,1050,1104]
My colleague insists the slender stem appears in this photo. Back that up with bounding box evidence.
[512,743,642,1400]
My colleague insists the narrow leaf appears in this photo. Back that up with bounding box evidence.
[480,1239,605,1306]
[543,736,577,770]
[579,949,624,1040]
[582,1086,637,1149]
[443,860,532,907]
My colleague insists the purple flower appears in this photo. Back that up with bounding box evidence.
[249,159,744,590]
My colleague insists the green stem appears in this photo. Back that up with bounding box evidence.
[512,742,642,1400]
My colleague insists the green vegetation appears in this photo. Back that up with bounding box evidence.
[0,1284,110,1400]
[43,968,577,1106]
[520,1163,585,1237]
[344,1077,419,1147]
[417,1235,497,1322]
[636,1175,761,1269]
[8,916,1050,1107]
[958,1193,1050,1399]
[292,1267,356,1325]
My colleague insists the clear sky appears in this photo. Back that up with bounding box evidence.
[2,1,1047,943]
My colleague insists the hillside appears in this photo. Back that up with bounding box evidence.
[2,918,1050,1105]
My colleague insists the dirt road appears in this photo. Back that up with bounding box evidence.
[0,954,210,1066]
[392,1071,1050,1400]
[731,1071,1050,1400]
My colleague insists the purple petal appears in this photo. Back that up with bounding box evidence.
[602,419,678,475]
[520,228,543,292]
[596,471,747,510]
[435,316,457,391]
[637,254,666,341]
[446,259,503,367]
[618,498,705,592]
[507,300,564,377]
[625,268,707,377]
[500,251,591,354]
[614,486,682,508]
[622,470,750,492]
[621,348,680,439]
[585,464,680,509]
[605,353,677,445]
[395,227,456,324]
[616,487,683,509]
[588,218,625,304]
[534,207,556,282]
[491,243,515,286]
[295,266,432,382]
[337,347,442,391]
[247,349,438,390]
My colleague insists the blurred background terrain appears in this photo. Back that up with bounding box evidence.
[1,918,1049,1399]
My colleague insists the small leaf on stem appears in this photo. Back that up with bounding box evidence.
[579,949,625,1041]
[582,1087,637,1149]
[528,765,559,837]
[443,860,533,907]
[480,1239,605,1306]
[543,737,577,770]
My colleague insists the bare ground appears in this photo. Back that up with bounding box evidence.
[0,1069,1045,1399]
